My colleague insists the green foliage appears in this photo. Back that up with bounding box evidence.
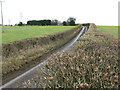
[18,22,24,26]
[67,17,76,26]
[27,20,52,26]
[51,19,58,25]
[68,20,75,26]
[62,21,67,26]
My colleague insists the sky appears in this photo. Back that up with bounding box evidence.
[0,0,119,26]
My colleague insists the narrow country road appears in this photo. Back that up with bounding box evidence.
[1,26,88,89]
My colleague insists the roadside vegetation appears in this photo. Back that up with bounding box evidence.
[97,26,118,38]
[2,26,75,43]
[19,24,118,88]
[2,25,82,82]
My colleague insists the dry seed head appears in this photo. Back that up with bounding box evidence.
[76,67,80,71]
[44,77,47,79]
[113,80,118,83]
[71,66,74,70]
[46,77,54,80]
[60,62,63,65]
[91,64,94,67]
[99,59,103,63]
[63,67,66,69]
[80,64,83,67]
[94,67,99,72]
[23,86,27,88]
[79,83,89,87]
[27,80,31,85]
[73,83,79,88]
[113,75,118,79]
[82,57,86,60]
[65,77,69,81]
[110,72,115,76]
[104,73,108,77]
[85,56,88,58]
[91,56,93,59]
[106,66,110,69]
[23,81,27,85]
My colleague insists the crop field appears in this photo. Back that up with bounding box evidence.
[17,25,118,88]
[2,26,75,43]
[97,26,118,38]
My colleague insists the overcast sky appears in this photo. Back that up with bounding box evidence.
[0,0,119,26]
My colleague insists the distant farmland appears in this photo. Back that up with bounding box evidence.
[97,26,118,38]
[2,26,75,43]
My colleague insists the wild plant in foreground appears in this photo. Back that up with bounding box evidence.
[20,28,118,88]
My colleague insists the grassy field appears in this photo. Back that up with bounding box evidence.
[2,26,75,43]
[97,26,118,38]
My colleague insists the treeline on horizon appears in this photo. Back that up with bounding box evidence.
[17,17,77,26]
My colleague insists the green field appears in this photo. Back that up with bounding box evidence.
[2,26,75,43]
[97,26,118,38]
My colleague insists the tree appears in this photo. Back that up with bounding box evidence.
[62,21,67,26]
[18,22,23,26]
[45,20,51,25]
[27,20,37,25]
[67,17,76,26]
[51,19,58,25]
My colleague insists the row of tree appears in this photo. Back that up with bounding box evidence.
[18,17,76,26]
[27,19,58,26]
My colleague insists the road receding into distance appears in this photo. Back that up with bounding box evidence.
[1,26,88,88]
